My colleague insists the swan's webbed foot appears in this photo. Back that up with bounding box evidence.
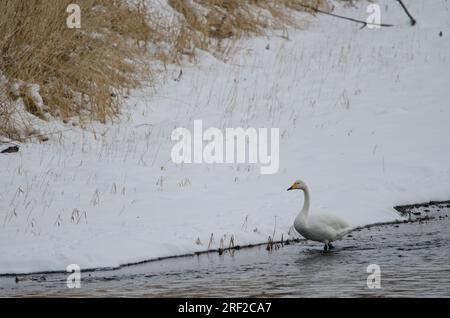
[323,242,334,251]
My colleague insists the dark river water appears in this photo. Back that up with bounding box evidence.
[1,203,450,297]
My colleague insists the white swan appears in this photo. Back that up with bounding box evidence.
[287,180,353,251]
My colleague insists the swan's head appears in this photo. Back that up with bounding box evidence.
[287,180,307,191]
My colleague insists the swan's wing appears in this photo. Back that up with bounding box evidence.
[299,219,339,241]
[301,213,353,242]
[315,213,350,231]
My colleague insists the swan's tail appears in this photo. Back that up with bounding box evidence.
[337,226,356,240]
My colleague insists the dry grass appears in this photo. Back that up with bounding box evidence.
[0,0,152,138]
[168,0,328,39]
[0,89,20,139]
[167,0,328,58]
[0,0,342,140]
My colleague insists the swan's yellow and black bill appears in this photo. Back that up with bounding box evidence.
[287,183,297,191]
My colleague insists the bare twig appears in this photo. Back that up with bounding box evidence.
[229,235,235,249]
[396,0,416,26]
[296,3,394,29]
[272,216,277,239]
[241,215,248,231]
[207,233,214,249]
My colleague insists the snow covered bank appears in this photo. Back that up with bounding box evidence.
[1,0,450,275]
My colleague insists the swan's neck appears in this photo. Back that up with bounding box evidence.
[299,186,310,218]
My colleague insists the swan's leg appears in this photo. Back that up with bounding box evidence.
[328,242,335,250]
[323,243,329,251]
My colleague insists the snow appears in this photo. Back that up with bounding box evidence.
[1,0,450,275]
[26,84,44,110]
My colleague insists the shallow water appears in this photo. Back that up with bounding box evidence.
[1,204,450,297]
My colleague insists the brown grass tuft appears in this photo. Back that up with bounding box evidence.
[168,0,328,39]
[0,0,151,137]
[166,0,328,59]
[0,0,340,140]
